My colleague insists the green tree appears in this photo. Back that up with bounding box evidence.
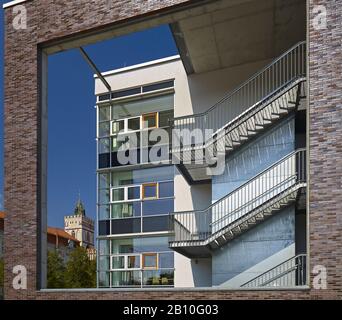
[47,250,66,288]
[65,247,96,288]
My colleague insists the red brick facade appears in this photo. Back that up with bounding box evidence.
[3,0,342,299]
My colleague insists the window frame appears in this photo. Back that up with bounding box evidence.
[142,112,158,129]
[142,182,158,200]
[142,253,158,270]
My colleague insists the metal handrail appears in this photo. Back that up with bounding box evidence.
[170,149,306,243]
[241,254,307,287]
[209,175,297,228]
[171,148,306,215]
[173,41,306,121]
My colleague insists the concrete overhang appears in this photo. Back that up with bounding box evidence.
[171,0,306,74]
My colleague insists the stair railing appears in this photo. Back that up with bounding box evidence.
[170,149,306,243]
[172,42,306,148]
[241,254,307,288]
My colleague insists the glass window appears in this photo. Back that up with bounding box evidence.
[128,117,141,131]
[99,105,110,121]
[142,80,174,93]
[112,188,125,202]
[98,272,110,287]
[159,252,174,269]
[112,256,125,269]
[111,202,141,219]
[143,253,158,269]
[159,110,173,128]
[112,87,141,99]
[142,270,174,286]
[142,183,157,200]
[98,138,110,154]
[127,186,140,200]
[111,271,141,287]
[99,121,110,137]
[99,239,110,255]
[99,256,110,271]
[142,113,158,129]
[111,171,133,187]
[127,255,141,269]
[112,94,174,119]
[99,205,110,220]
[143,215,169,233]
[111,218,141,235]
[99,220,110,236]
[99,173,110,189]
[142,198,173,216]
[111,120,124,134]
[111,237,169,254]
[98,93,111,102]
[99,189,110,204]
[132,166,174,184]
[159,181,174,198]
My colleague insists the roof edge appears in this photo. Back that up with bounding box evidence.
[94,55,181,79]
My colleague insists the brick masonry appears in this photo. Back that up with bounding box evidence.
[3,0,342,299]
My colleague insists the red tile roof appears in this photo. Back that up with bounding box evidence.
[47,227,80,243]
[0,211,4,219]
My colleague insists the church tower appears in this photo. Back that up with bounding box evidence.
[64,198,95,248]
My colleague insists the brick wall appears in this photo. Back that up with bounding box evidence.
[3,0,342,299]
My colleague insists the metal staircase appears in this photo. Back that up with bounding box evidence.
[172,42,306,183]
[241,254,307,288]
[169,149,306,258]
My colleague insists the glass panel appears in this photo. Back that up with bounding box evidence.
[112,188,125,202]
[127,255,141,269]
[112,94,174,119]
[98,138,110,154]
[111,218,141,234]
[99,189,110,204]
[111,120,124,134]
[99,205,110,220]
[112,256,125,269]
[142,215,169,232]
[111,271,141,287]
[143,113,157,129]
[132,166,174,184]
[98,272,110,287]
[111,202,141,219]
[142,270,174,286]
[98,220,110,236]
[143,254,157,269]
[99,256,110,271]
[159,110,173,128]
[159,252,174,269]
[99,173,110,189]
[99,105,110,121]
[159,181,174,198]
[111,171,133,187]
[128,117,141,131]
[143,183,157,199]
[99,239,110,255]
[111,237,169,254]
[127,186,140,200]
[112,87,141,99]
[98,93,111,102]
[142,199,173,216]
[142,80,174,93]
[99,121,110,137]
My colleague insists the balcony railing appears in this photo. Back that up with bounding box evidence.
[170,149,306,244]
[172,41,306,149]
[241,254,307,288]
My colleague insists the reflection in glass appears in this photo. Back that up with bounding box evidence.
[111,271,141,287]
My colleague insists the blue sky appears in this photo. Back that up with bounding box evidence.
[0,3,178,227]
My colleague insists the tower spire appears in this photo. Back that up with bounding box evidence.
[74,190,86,216]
